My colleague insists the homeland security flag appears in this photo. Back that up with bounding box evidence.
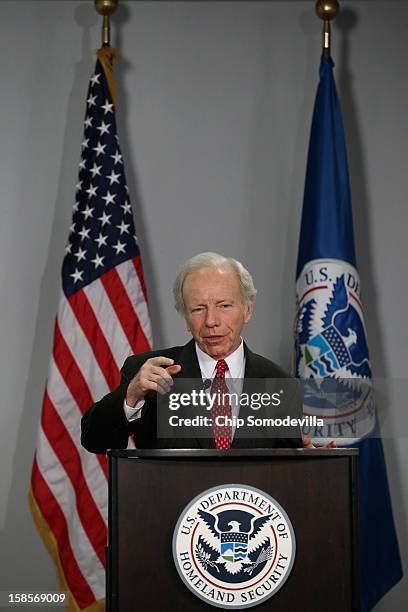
[29,48,152,611]
[294,56,402,610]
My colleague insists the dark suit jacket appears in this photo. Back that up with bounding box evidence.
[81,339,302,453]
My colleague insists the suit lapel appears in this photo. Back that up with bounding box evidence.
[177,339,202,379]
[242,343,262,393]
[175,339,214,448]
[233,343,267,449]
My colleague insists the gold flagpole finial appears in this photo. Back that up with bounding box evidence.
[94,0,119,47]
[315,1,339,58]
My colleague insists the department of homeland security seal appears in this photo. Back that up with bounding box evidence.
[172,484,295,609]
[295,259,376,444]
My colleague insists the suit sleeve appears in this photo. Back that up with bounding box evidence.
[266,365,303,448]
[282,376,303,448]
[281,376,303,448]
[81,356,139,454]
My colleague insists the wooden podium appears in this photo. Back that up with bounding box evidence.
[107,449,358,611]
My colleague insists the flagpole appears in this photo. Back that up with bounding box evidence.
[95,0,119,47]
[94,0,121,107]
[315,0,339,58]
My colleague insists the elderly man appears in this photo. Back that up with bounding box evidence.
[81,252,303,453]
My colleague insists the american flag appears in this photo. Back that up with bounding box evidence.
[29,51,152,611]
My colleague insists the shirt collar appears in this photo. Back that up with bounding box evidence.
[195,340,245,380]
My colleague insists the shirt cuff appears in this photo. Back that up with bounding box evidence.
[123,398,145,422]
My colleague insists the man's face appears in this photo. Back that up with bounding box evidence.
[182,266,253,360]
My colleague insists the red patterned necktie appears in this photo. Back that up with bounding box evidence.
[211,359,232,449]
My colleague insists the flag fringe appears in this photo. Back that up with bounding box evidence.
[28,488,105,612]
[96,47,121,109]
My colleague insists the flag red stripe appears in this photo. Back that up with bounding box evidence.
[133,255,148,303]
[31,459,96,609]
[68,290,121,390]
[53,323,108,478]
[41,391,107,566]
[53,321,94,412]
[100,267,150,354]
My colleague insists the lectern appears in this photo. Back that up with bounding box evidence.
[107,449,358,611]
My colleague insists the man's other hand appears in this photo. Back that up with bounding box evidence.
[302,435,337,449]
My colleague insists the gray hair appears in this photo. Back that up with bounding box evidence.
[173,252,257,313]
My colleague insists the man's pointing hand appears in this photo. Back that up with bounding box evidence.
[126,357,181,407]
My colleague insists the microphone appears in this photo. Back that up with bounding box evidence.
[202,379,212,411]
[202,379,212,392]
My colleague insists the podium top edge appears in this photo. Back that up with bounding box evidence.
[107,448,358,459]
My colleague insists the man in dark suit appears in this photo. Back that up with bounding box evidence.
[81,252,303,453]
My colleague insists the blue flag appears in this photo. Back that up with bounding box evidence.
[295,56,402,611]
